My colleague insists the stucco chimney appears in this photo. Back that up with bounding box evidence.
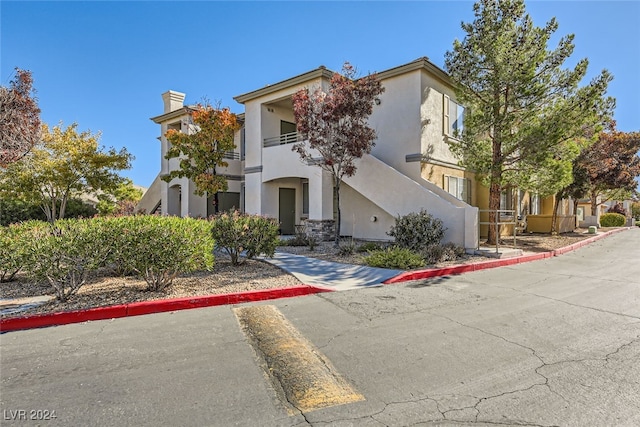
[161,90,186,113]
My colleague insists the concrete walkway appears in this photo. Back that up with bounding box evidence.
[262,252,403,291]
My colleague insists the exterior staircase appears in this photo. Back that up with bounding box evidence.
[343,154,478,250]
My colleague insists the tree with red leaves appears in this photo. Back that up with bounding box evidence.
[292,63,384,244]
[0,68,41,167]
[577,123,640,215]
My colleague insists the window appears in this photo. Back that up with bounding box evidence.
[445,176,471,204]
[500,189,514,216]
[280,120,296,135]
[302,181,309,216]
[443,95,465,137]
[530,193,541,215]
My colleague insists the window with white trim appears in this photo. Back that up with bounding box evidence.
[500,189,514,217]
[443,95,465,137]
[444,175,471,204]
[530,193,541,215]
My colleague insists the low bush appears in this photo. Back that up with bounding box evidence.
[632,202,640,221]
[421,244,444,265]
[388,209,446,252]
[357,241,382,253]
[338,240,357,256]
[286,235,309,247]
[600,212,626,227]
[306,235,318,251]
[24,219,112,301]
[441,242,466,261]
[118,216,215,291]
[211,211,279,265]
[421,242,466,265]
[364,247,425,270]
[23,216,215,297]
[0,222,39,282]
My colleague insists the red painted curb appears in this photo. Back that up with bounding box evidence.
[384,228,629,284]
[0,286,331,333]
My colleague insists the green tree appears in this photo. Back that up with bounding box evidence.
[0,122,132,223]
[162,102,241,202]
[292,62,384,245]
[96,178,143,216]
[445,0,613,243]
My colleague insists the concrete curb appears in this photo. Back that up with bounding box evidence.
[384,227,630,284]
[0,286,332,333]
[1,228,630,333]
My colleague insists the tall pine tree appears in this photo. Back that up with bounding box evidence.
[445,0,613,242]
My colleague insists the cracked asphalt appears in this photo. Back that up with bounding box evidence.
[1,228,638,426]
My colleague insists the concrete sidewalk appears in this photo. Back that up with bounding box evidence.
[262,252,403,291]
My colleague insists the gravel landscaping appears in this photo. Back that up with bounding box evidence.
[0,229,598,319]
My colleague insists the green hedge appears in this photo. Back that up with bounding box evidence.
[100,216,215,291]
[0,221,41,282]
[211,211,279,265]
[24,219,112,301]
[18,216,215,300]
[600,212,626,227]
[364,247,426,270]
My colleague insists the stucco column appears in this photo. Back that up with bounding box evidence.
[244,172,262,215]
[308,168,333,220]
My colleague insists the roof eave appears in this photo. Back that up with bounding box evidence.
[233,67,335,104]
[149,106,195,124]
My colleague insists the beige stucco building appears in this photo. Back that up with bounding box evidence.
[139,57,578,250]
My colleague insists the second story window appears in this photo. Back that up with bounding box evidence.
[443,95,465,138]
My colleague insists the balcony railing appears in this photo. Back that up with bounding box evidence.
[263,132,302,147]
[223,151,240,160]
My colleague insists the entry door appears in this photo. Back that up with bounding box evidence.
[279,188,296,235]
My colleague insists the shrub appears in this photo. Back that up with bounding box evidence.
[306,235,318,251]
[0,222,39,282]
[211,210,279,266]
[364,247,425,270]
[632,202,640,221]
[441,242,466,261]
[286,235,309,247]
[338,240,357,256]
[24,219,112,301]
[117,216,215,291]
[357,241,382,253]
[600,212,626,227]
[421,244,444,265]
[388,209,446,252]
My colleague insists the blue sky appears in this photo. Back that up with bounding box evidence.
[2,1,639,188]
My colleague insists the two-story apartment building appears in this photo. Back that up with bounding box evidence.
[139,57,577,251]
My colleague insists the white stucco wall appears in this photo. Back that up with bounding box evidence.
[340,184,395,240]
[368,70,422,180]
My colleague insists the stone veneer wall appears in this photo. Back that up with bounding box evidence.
[302,219,336,241]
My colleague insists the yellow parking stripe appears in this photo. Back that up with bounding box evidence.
[234,305,364,412]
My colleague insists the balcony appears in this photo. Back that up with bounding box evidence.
[223,151,240,160]
[263,132,302,147]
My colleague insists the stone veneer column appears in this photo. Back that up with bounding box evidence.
[302,219,336,241]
